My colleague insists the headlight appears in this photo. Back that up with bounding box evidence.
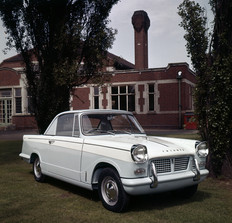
[195,141,209,158]
[131,144,148,163]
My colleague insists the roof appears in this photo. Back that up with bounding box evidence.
[1,53,23,63]
[107,52,135,70]
[1,51,135,70]
[58,109,133,116]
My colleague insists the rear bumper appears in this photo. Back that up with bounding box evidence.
[19,153,30,163]
[121,169,209,195]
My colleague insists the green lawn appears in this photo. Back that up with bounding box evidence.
[0,140,232,223]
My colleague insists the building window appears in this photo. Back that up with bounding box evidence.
[27,89,34,114]
[111,85,135,111]
[93,86,99,109]
[15,88,22,113]
[0,89,12,97]
[148,84,155,111]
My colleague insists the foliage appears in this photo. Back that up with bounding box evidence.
[0,0,118,133]
[178,0,232,176]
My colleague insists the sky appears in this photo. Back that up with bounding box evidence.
[0,0,213,69]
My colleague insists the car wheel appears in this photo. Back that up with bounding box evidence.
[98,168,129,212]
[33,156,45,182]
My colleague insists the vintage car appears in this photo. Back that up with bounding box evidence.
[20,109,209,212]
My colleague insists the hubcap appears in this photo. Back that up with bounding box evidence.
[101,177,118,206]
[34,158,41,178]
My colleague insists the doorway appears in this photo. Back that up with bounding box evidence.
[0,89,12,126]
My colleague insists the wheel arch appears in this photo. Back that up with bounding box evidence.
[30,153,40,164]
[91,162,119,189]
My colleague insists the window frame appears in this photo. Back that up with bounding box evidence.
[111,85,135,112]
[56,113,75,137]
[93,86,100,109]
[15,88,22,114]
[148,83,156,112]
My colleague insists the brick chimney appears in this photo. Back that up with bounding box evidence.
[132,10,150,70]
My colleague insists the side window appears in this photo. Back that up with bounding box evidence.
[44,118,57,135]
[56,114,74,136]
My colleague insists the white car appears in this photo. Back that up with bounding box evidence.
[20,109,209,212]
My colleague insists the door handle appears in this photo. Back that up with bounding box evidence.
[49,140,55,144]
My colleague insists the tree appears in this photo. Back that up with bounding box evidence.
[178,0,232,177]
[0,0,119,133]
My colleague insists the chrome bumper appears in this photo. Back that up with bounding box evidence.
[150,158,202,188]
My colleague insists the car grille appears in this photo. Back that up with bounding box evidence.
[152,157,190,174]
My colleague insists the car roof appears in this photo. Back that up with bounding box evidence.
[58,109,133,116]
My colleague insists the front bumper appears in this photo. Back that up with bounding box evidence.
[121,169,209,195]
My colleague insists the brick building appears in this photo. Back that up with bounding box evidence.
[0,10,196,130]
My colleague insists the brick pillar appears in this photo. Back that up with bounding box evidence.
[132,10,150,70]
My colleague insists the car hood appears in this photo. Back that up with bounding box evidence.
[84,135,196,158]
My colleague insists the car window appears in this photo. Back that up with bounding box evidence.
[127,115,145,134]
[44,118,57,135]
[56,114,74,136]
[110,114,130,132]
[82,113,145,135]
[82,115,101,132]
[110,114,143,134]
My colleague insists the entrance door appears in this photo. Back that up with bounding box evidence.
[0,99,12,125]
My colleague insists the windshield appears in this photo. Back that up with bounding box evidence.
[82,113,145,136]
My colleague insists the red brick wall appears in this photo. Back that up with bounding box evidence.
[135,113,179,129]
[158,83,178,111]
[12,115,37,129]
[72,88,90,109]
[109,64,196,84]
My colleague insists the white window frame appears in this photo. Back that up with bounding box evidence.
[111,85,135,112]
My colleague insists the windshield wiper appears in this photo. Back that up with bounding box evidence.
[105,130,115,135]
[86,129,115,135]
[121,130,132,135]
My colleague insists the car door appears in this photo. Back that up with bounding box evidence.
[44,113,83,181]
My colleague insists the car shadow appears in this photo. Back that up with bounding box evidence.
[30,172,99,202]
[30,171,211,212]
[128,190,211,212]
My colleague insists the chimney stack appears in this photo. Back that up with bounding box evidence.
[132,10,150,70]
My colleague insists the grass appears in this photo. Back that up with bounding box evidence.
[0,139,232,223]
